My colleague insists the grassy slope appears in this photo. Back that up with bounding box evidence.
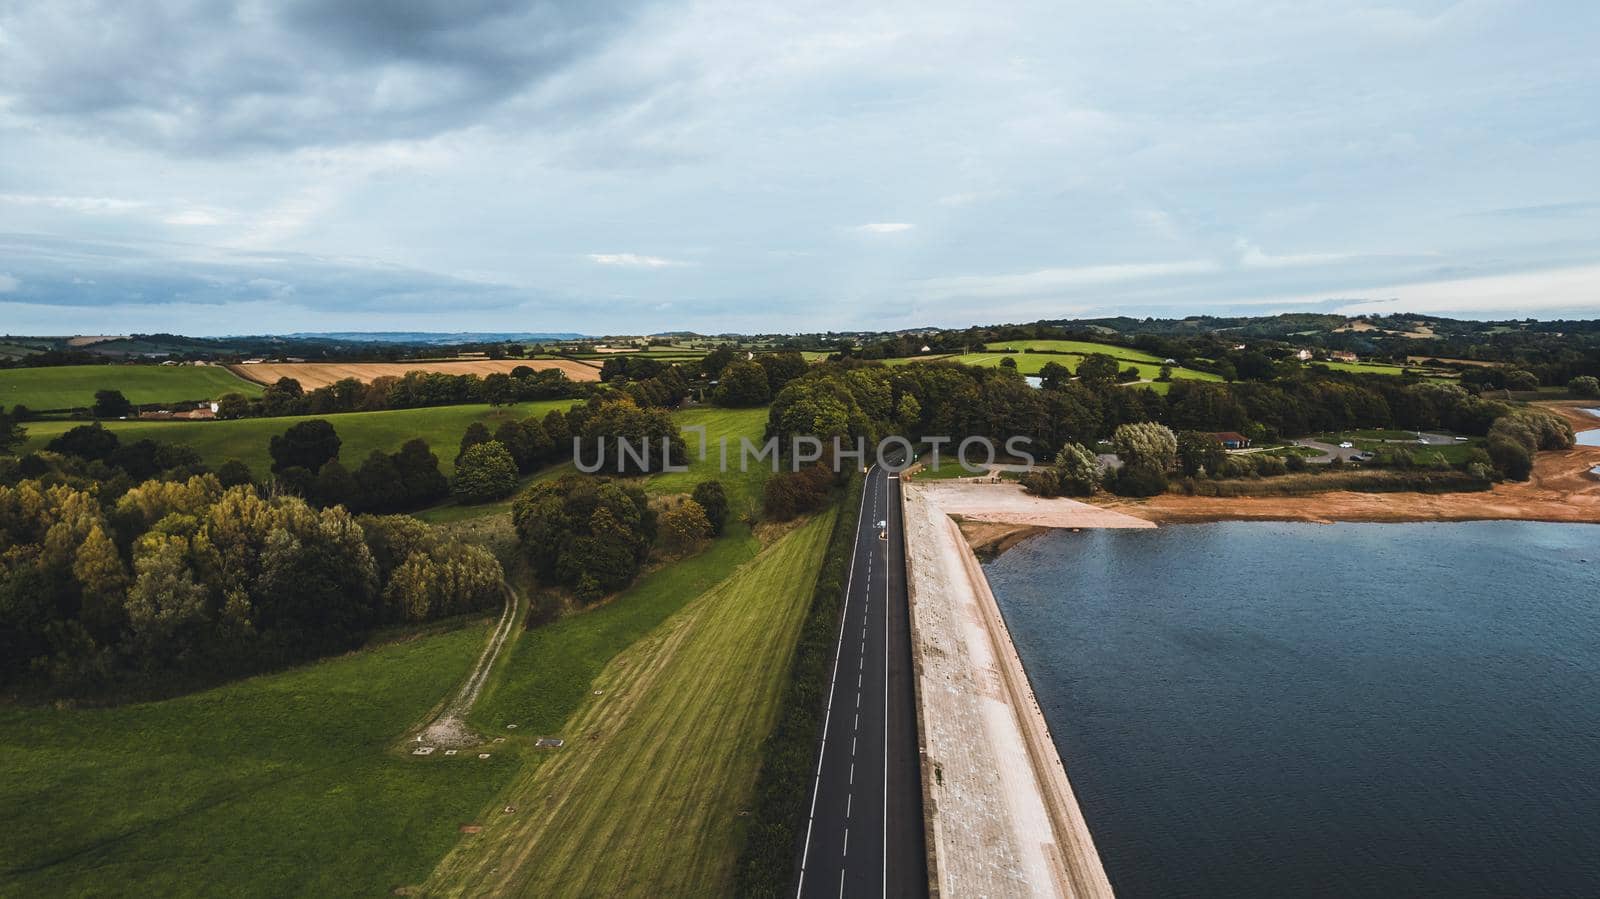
[0,622,519,897]
[946,351,1223,382]
[986,338,1167,362]
[20,399,578,476]
[0,364,263,410]
[417,405,772,525]
[424,510,837,897]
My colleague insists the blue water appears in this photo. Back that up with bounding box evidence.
[985,522,1600,898]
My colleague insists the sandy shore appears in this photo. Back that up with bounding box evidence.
[903,481,1144,898]
[1099,403,1600,526]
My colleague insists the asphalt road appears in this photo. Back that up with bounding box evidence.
[796,464,927,898]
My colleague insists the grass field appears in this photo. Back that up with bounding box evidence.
[985,338,1166,363]
[1312,360,1458,379]
[20,399,579,477]
[0,621,519,897]
[946,351,1223,383]
[418,405,773,525]
[0,364,263,411]
[424,509,837,896]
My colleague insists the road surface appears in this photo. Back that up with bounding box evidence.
[797,464,927,898]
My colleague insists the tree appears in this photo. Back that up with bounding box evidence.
[713,360,771,406]
[1075,354,1119,390]
[1504,369,1540,391]
[456,422,492,463]
[998,356,1017,370]
[452,441,518,504]
[48,423,120,461]
[1119,366,1141,383]
[691,480,729,535]
[269,419,340,473]
[896,394,921,432]
[1176,430,1226,477]
[1113,422,1178,472]
[394,439,449,506]
[1157,365,1174,382]
[1038,361,1072,391]
[700,345,738,379]
[215,393,252,419]
[658,500,712,554]
[353,450,406,513]
[92,389,133,419]
[312,460,357,509]
[755,351,808,392]
[1053,442,1102,496]
[216,458,255,488]
[1568,375,1600,398]
[0,407,27,454]
[261,377,305,416]
[513,475,655,599]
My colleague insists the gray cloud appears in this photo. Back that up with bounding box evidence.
[0,0,646,152]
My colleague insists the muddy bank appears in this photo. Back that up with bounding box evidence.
[1099,403,1600,526]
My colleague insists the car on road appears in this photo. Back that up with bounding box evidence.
[876,520,887,528]
[1338,441,1355,449]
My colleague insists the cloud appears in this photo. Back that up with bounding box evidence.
[0,0,646,152]
[164,209,225,226]
[1330,264,1600,318]
[855,223,915,233]
[0,273,19,293]
[587,253,688,268]
[0,193,146,214]
[916,259,1220,300]
[1234,239,1358,270]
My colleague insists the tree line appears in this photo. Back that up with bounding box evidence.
[0,474,503,698]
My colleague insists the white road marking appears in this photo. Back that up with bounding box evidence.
[796,466,874,897]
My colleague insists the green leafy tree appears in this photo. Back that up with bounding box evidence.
[1075,353,1119,389]
[456,422,492,463]
[1053,441,1102,495]
[394,438,448,506]
[215,458,255,488]
[215,393,252,419]
[1176,430,1226,477]
[713,359,772,407]
[452,441,519,504]
[658,499,712,554]
[1568,375,1600,398]
[691,480,730,535]
[92,389,133,419]
[0,407,27,454]
[1038,361,1072,391]
[48,423,120,461]
[269,419,340,474]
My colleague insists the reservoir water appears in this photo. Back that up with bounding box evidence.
[985,522,1600,898]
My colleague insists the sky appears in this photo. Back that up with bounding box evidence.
[1,0,1598,336]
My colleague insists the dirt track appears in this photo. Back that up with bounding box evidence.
[1099,403,1600,525]
[229,358,601,389]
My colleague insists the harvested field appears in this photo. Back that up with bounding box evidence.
[228,358,601,388]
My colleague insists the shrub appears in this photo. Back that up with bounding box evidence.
[658,500,712,555]
[452,441,519,504]
[1568,375,1600,398]
[692,480,730,535]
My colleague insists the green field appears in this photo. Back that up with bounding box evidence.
[20,399,579,477]
[0,364,263,411]
[1312,360,1458,379]
[425,509,836,896]
[985,338,1166,363]
[0,621,519,897]
[946,351,1223,383]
